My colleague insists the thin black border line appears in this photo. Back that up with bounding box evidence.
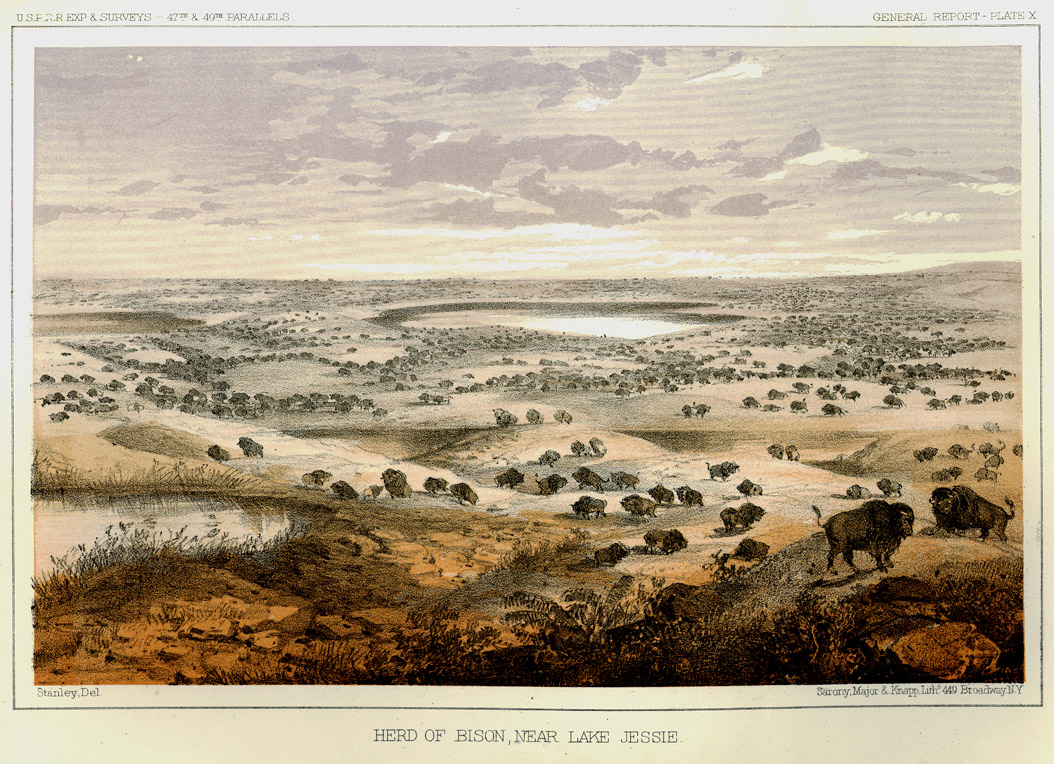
[9,23,1044,712]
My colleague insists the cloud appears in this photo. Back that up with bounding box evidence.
[787,143,869,166]
[205,217,260,226]
[894,211,961,223]
[710,193,796,217]
[116,180,159,196]
[622,185,714,218]
[35,204,121,225]
[431,132,452,143]
[687,58,766,83]
[827,229,890,240]
[148,207,198,220]
[956,182,1020,196]
[370,223,639,242]
[574,97,614,112]
[285,50,368,75]
[425,198,549,228]
[199,201,231,212]
[762,171,787,181]
[982,167,1021,183]
[516,170,623,226]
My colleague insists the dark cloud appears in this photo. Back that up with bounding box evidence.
[35,204,121,226]
[510,134,644,172]
[830,160,979,184]
[731,128,820,177]
[730,156,784,179]
[116,180,159,196]
[199,201,230,212]
[384,133,511,189]
[204,217,260,226]
[424,197,548,227]
[148,208,198,220]
[36,72,149,94]
[983,166,1021,183]
[285,50,367,75]
[516,170,623,226]
[621,185,714,218]
[710,193,796,217]
[777,127,821,161]
[578,51,643,100]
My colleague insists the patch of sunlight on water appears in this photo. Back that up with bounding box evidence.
[510,316,695,339]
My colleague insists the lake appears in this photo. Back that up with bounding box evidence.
[34,495,305,574]
[406,311,698,338]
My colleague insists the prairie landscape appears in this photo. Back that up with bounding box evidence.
[31,264,1025,686]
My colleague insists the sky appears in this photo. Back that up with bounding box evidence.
[33,46,1021,280]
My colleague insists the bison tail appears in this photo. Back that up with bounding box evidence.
[1004,497,1016,519]
[812,505,824,527]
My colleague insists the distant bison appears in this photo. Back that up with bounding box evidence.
[877,478,902,497]
[594,542,630,567]
[450,482,479,506]
[644,529,688,555]
[537,474,568,496]
[648,484,676,505]
[525,408,543,424]
[207,445,230,462]
[492,408,518,427]
[845,484,872,500]
[302,470,333,487]
[49,411,69,422]
[609,471,640,490]
[913,447,939,462]
[789,399,808,413]
[572,467,608,492]
[706,461,740,481]
[237,437,264,458]
[538,449,562,467]
[553,409,573,425]
[732,538,770,561]
[621,494,658,517]
[589,437,607,457]
[366,485,384,499]
[948,443,973,460]
[570,441,589,457]
[675,486,704,507]
[930,485,1015,542]
[974,467,1000,483]
[381,468,412,498]
[720,502,765,533]
[331,480,358,500]
[813,500,915,574]
[785,445,800,462]
[737,478,763,497]
[572,495,607,518]
[767,444,785,460]
[494,468,526,489]
[423,476,449,495]
[822,403,846,417]
[1013,443,1023,457]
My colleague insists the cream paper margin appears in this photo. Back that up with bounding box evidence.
[1,2,1051,761]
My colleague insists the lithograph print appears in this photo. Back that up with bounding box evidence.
[26,40,1031,693]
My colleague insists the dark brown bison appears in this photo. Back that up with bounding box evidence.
[594,542,630,567]
[675,486,704,507]
[877,478,902,497]
[913,447,939,462]
[767,444,785,460]
[537,474,568,496]
[706,461,740,481]
[948,443,973,460]
[423,476,449,495]
[366,485,383,499]
[720,502,765,533]
[785,445,800,461]
[846,484,872,499]
[450,482,479,505]
[974,467,1000,483]
[737,478,763,497]
[494,468,526,489]
[929,486,1015,541]
[237,436,264,457]
[570,441,589,457]
[331,480,358,500]
[572,467,607,491]
[589,437,607,456]
[525,408,543,424]
[648,484,676,505]
[812,500,915,574]
[644,529,688,555]
[381,468,412,498]
[1013,443,1023,457]
[732,538,770,561]
[553,409,573,425]
[207,445,230,462]
[572,495,607,518]
[538,449,561,467]
[621,494,658,517]
[609,471,640,490]
[302,470,333,487]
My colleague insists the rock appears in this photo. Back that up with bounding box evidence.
[308,614,365,640]
[886,622,1001,680]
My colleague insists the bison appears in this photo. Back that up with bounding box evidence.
[572,467,608,491]
[644,529,688,555]
[525,408,543,424]
[929,486,1015,542]
[706,461,740,481]
[675,486,704,507]
[984,454,1005,469]
[767,444,785,460]
[846,484,872,499]
[621,494,658,517]
[877,478,902,497]
[572,495,607,518]
[366,485,384,499]
[237,437,264,458]
[331,480,358,500]
[493,408,518,427]
[948,443,973,460]
[494,468,526,489]
[785,445,800,462]
[732,538,770,561]
[974,467,1000,483]
[537,474,568,496]
[913,447,939,462]
[302,470,333,487]
[790,399,808,413]
[538,449,562,467]
[720,502,765,533]
[609,471,640,490]
[737,479,763,497]
[594,542,630,567]
[570,441,589,457]
[553,409,573,425]
[423,476,449,495]
[207,445,230,462]
[589,437,607,457]
[450,482,479,506]
[822,403,846,417]
[813,500,915,574]
[648,484,676,505]
[381,468,412,498]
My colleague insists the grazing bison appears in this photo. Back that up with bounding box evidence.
[846,484,872,500]
[931,469,955,483]
[594,542,630,567]
[790,399,808,413]
[676,486,704,507]
[237,437,264,458]
[302,470,333,487]
[974,467,1000,483]
[913,447,939,462]
[450,482,479,506]
[382,468,412,498]
[737,478,763,497]
[742,396,760,409]
[883,395,905,409]
[525,408,543,424]
[732,538,770,561]
[1013,444,1023,457]
[681,404,694,418]
[785,445,800,462]
[331,480,358,500]
[644,529,688,555]
[537,474,568,496]
[423,476,449,495]
[493,408,518,427]
[589,437,607,457]
[984,454,1005,469]
[572,467,608,491]
[538,449,562,467]
[767,444,785,460]
[571,495,607,518]
[706,461,740,481]
[929,486,1015,541]
[494,468,526,489]
[366,485,384,499]
[609,471,640,490]
[694,403,712,418]
[822,403,846,417]
[948,443,973,460]
[207,445,230,462]
[812,500,915,574]
[720,502,765,533]
[570,441,589,457]
[978,440,1006,457]
[49,411,70,422]
[648,484,676,505]
[621,494,658,517]
[553,409,573,425]
[877,478,902,497]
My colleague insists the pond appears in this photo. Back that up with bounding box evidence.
[34,495,305,574]
[406,311,698,339]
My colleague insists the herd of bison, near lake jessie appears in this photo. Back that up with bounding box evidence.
[31,263,1025,687]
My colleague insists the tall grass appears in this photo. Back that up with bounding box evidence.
[32,451,268,497]
[495,529,590,571]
